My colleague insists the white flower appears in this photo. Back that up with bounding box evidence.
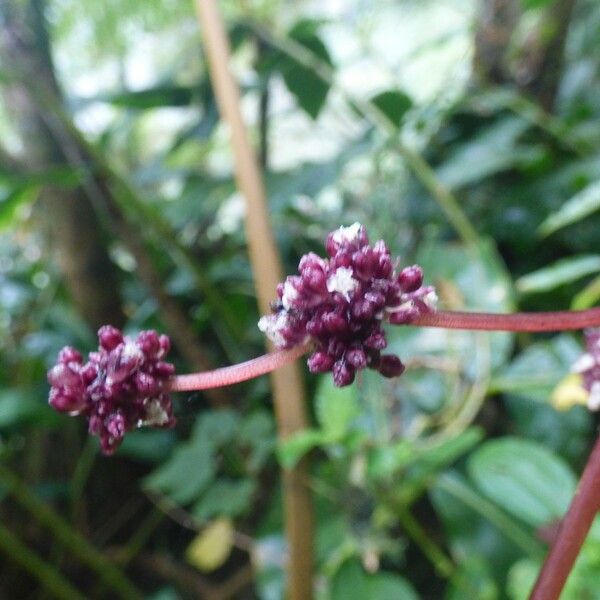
[281,280,299,310]
[258,313,290,347]
[327,267,358,301]
[571,353,596,373]
[331,222,362,245]
[588,381,600,411]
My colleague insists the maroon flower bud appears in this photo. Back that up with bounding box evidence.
[47,326,175,454]
[307,351,335,373]
[377,355,405,378]
[398,265,424,293]
[333,360,355,387]
[258,223,436,386]
[98,325,124,351]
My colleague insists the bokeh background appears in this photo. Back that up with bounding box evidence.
[1,0,600,598]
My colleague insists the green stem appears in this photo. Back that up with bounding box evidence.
[397,507,455,578]
[0,465,142,600]
[0,522,86,600]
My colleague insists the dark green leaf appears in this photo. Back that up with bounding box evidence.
[539,180,600,237]
[370,90,413,129]
[468,437,576,527]
[193,478,255,520]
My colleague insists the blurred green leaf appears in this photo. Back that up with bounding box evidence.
[516,254,600,294]
[435,117,532,188]
[468,437,576,527]
[370,90,413,129]
[193,479,255,520]
[278,429,325,469]
[521,0,557,9]
[539,180,600,237]
[491,335,581,401]
[275,19,333,119]
[572,273,600,309]
[315,376,360,441]
[88,84,199,109]
[0,185,40,230]
[446,558,498,600]
[330,559,418,600]
[144,443,216,504]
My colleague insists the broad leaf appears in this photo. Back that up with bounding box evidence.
[468,437,576,527]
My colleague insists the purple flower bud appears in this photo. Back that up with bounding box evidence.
[258,223,436,386]
[98,325,124,351]
[377,355,405,378]
[58,346,83,364]
[398,265,424,293]
[307,351,335,373]
[346,347,367,369]
[47,326,176,455]
[333,360,355,387]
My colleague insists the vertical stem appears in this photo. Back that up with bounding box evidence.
[0,465,142,599]
[529,434,600,600]
[192,3,314,599]
[0,522,86,600]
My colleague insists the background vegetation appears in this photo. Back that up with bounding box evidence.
[1,0,600,598]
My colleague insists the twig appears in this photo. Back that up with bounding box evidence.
[191,5,315,598]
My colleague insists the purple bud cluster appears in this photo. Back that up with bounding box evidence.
[572,328,600,411]
[259,223,437,387]
[48,326,175,454]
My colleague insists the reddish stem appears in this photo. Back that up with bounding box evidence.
[413,308,600,332]
[529,434,600,600]
[167,343,310,392]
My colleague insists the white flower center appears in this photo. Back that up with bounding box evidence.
[327,267,358,301]
[571,353,596,373]
[331,222,362,245]
[258,313,290,347]
[588,381,600,411]
[281,280,299,310]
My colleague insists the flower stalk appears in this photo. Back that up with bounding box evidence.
[529,434,600,600]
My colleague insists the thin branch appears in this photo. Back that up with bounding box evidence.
[192,4,314,600]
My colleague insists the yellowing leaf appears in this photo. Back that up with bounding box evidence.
[185,518,234,572]
[551,374,588,411]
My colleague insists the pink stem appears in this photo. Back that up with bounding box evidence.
[412,308,600,332]
[529,434,600,600]
[167,343,310,392]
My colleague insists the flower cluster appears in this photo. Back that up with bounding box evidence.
[48,326,175,454]
[258,223,437,386]
[572,328,600,411]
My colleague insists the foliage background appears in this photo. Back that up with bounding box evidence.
[1,0,600,598]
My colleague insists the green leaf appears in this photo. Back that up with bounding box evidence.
[572,273,600,309]
[468,437,577,527]
[330,560,419,600]
[144,443,216,504]
[0,185,40,230]
[193,479,255,520]
[538,180,600,237]
[435,117,532,188]
[516,254,600,294]
[278,20,333,119]
[314,375,360,441]
[491,334,581,401]
[446,558,498,600]
[91,84,198,109]
[0,390,60,429]
[370,90,413,129]
[277,429,325,469]
[521,0,557,9]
